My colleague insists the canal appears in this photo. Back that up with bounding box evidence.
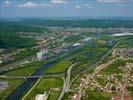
[6,61,56,100]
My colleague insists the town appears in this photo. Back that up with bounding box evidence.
[0,0,133,100]
[0,23,133,100]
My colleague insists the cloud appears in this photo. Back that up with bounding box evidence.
[84,4,94,8]
[5,0,11,5]
[4,0,11,7]
[40,4,53,7]
[18,1,38,8]
[75,5,81,9]
[97,0,133,3]
[84,4,90,6]
[116,4,125,7]
[51,0,67,4]
[18,1,53,8]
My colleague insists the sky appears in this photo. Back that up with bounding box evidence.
[0,0,133,18]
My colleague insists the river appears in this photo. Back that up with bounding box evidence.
[6,60,57,100]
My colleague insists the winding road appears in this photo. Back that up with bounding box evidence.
[58,63,78,100]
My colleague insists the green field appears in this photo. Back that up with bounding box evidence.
[127,86,133,97]
[64,35,83,43]
[46,61,71,74]
[63,89,112,100]
[63,92,75,100]
[5,61,45,76]
[25,77,63,100]
[71,46,110,80]
[117,37,133,48]
[84,90,112,100]
[0,79,24,100]
[101,59,127,75]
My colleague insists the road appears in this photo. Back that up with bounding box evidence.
[70,40,122,100]
[78,57,119,100]
[70,40,121,87]
[76,40,131,100]
[1,37,127,99]
[58,63,78,100]
[120,63,132,100]
[0,74,63,79]
[95,58,118,74]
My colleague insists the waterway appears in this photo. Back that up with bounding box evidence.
[7,61,56,100]
[5,43,85,100]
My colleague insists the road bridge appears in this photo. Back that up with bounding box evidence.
[0,74,62,79]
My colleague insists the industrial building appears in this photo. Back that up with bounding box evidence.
[37,49,49,60]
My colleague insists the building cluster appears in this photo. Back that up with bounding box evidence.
[86,74,123,93]
[37,49,49,61]
[49,27,133,34]
[112,48,133,58]
[35,92,48,100]
[0,48,34,65]
[0,49,10,65]
[71,59,133,100]
[0,81,9,91]
[35,87,60,100]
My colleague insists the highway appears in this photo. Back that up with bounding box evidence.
[0,74,62,79]
[0,37,128,99]
[58,63,78,100]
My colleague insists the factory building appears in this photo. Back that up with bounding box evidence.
[37,49,49,60]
